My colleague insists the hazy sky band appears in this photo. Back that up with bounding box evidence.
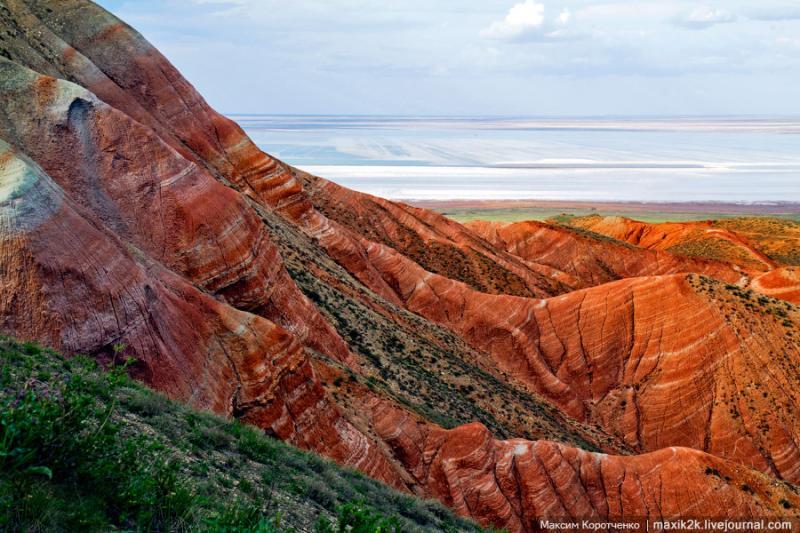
[96,0,800,116]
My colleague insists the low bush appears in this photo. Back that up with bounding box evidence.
[0,337,483,532]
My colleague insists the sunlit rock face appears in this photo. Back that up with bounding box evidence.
[0,137,399,488]
[1,2,799,531]
[0,52,354,369]
[369,407,800,531]
[466,219,746,287]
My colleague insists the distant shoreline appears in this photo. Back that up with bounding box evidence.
[240,116,800,206]
[407,199,800,215]
[407,199,800,223]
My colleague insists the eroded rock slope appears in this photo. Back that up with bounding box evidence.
[1,1,799,530]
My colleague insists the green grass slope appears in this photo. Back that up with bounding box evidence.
[0,337,483,532]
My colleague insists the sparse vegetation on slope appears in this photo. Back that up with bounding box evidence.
[0,337,482,532]
[559,214,800,269]
[714,218,800,266]
[252,200,627,454]
[297,171,569,298]
[666,238,762,269]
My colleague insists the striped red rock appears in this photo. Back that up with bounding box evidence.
[562,215,779,271]
[466,219,745,287]
[299,172,577,298]
[349,238,800,481]
[367,398,800,531]
[0,55,355,368]
[571,216,800,304]
[751,268,800,304]
[0,139,403,488]
[1,2,799,531]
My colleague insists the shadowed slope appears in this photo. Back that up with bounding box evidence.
[298,171,577,298]
[0,337,483,532]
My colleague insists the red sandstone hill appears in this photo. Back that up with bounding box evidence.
[465,219,746,288]
[560,215,779,271]
[1,1,799,531]
[297,170,578,297]
[302,186,800,481]
[553,215,800,304]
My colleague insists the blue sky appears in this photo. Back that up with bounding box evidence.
[95,0,800,116]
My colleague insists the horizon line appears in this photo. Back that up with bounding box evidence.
[225,113,800,120]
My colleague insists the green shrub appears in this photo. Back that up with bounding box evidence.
[305,477,337,507]
[205,500,281,532]
[125,388,172,417]
[316,501,402,532]
[0,337,484,532]
[237,425,279,463]
[0,348,199,531]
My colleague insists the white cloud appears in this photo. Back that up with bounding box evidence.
[481,1,546,40]
[97,0,800,115]
[673,8,737,30]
